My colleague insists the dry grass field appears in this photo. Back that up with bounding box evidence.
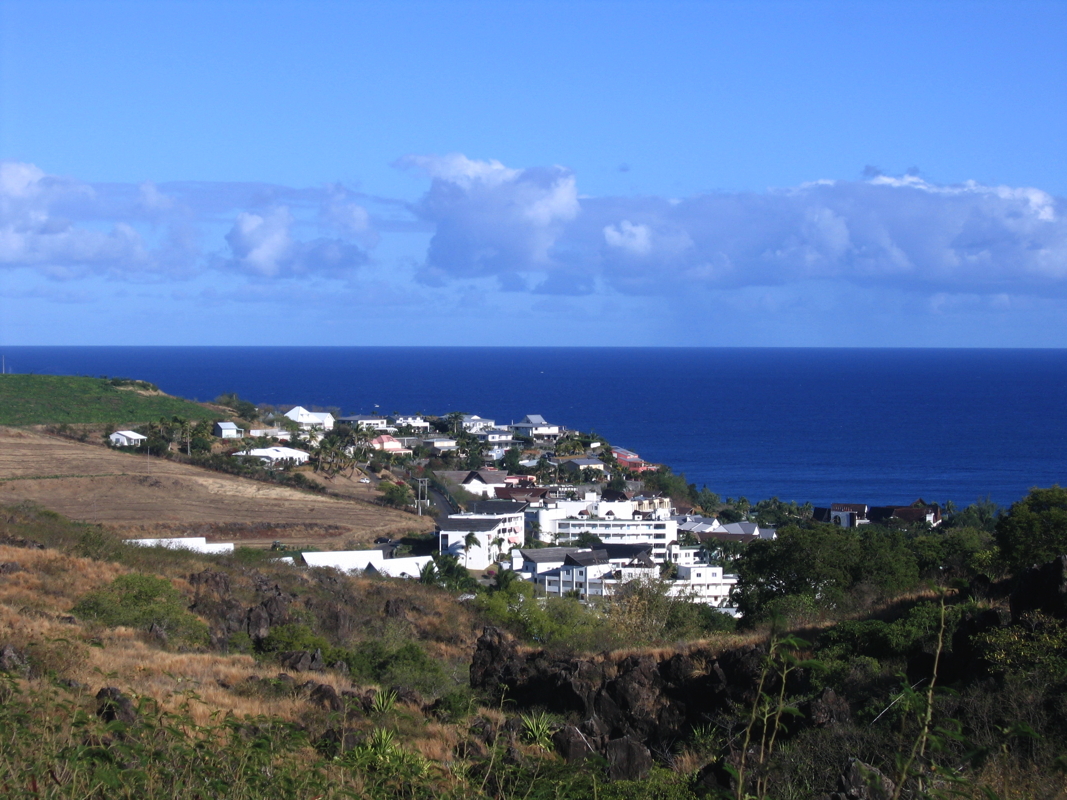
[0,427,434,547]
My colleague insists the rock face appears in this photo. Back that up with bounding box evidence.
[469,626,776,775]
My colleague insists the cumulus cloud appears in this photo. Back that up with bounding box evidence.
[402,154,1067,298]
[0,161,377,282]
[400,153,579,288]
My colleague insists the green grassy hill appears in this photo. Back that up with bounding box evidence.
[0,374,223,425]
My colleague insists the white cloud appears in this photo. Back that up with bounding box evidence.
[402,154,1067,298]
[403,154,580,285]
[0,161,377,281]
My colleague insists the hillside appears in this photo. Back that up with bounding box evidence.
[0,374,223,425]
[0,427,433,545]
[2,500,1067,798]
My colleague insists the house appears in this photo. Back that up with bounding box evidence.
[423,436,458,452]
[125,537,234,554]
[509,414,562,440]
[511,543,655,579]
[561,457,607,474]
[438,507,525,570]
[213,421,245,439]
[369,556,434,580]
[370,435,413,455]
[474,428,514,444]
[233,446,310,465]
[868,499,944,527]
[611,446,656,473]
[284,406,335,431]
[392,415,431,432]
[671,565,738,606]
[248,427,291,441]
[435,469,511,498]
[460,415,496,433]
[338,415,391,431]
[304,550,384,572]
[533,548,659,598]
[109,430,147,447]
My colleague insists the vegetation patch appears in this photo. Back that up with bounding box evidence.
[0,374,222,425]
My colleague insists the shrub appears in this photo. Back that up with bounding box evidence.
[72,573,209,646]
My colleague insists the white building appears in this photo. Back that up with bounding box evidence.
[338,415,391,431]
[393,415,431,432]
[214,421,245,439]
[248,427,292,441]
[304,550,384,572]
[438,509,524,570]
[233,446,310,465]
[284,406,335,431]
[670,565,738,606]
[460,415,496,433]
[509,414,562,440]
[109,430,147,447]
[125,537,234,554]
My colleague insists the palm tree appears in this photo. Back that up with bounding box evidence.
[462,531,480,567]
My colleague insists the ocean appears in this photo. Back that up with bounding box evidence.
[3,347,1065,511]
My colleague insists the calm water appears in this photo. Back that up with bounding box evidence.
[3,347,1066,510]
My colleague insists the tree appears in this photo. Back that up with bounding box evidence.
[995,486,1067,571]
[379,481,413,509]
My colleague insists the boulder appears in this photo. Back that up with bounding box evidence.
[604,736,653,781]
[0,644,28,674]
[96,687,138,725]
[0,562,22,575]
[831,758,896,800]
[552,725,597,763]
[804,687,851,727]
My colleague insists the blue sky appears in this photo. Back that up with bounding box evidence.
[1,0,1065,346]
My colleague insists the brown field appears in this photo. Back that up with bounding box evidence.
[0,427,434,547]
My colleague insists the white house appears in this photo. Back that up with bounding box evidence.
[438,508,524,570]
[670,565,738,606]
[474,428,514,445]
[553,517,678,564]
[304,550,384,572]
[460,415,496,433]
[423,436,458,452]
[510,414,562,440]
[233,446,310,465]
[109,430,147,447]
[369,556,434,580]
[284,406,335,431]
[214,421,245,439]
[338,415,391,431]
[393,415,431,432]
[248,427,292,441]
[125,537,234,554]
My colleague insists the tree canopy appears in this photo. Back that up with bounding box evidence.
[995,485,1067,571]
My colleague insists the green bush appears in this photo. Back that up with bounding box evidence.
[73,573,209,646]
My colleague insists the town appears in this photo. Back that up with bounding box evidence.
[109,404,945,617]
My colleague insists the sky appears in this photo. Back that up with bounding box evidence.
[1,0,1065,347]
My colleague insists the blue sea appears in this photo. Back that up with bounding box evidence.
[3,347,1066,511]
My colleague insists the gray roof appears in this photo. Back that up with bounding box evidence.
[469,500,528,515]
[519,547,592,563]
[438,517,502,532]
[216,421,240,430]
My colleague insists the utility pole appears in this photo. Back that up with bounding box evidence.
[415,478,429,515]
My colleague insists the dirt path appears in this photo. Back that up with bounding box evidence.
[0,428,434,547]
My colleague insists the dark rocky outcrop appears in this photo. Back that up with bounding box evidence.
[279,648,326,672]
[0,561,22,575]
[96,687,138,725]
